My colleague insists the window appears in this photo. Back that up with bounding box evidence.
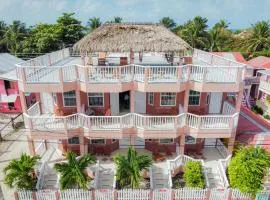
[91,139,105,144]
[8,102,15,110]
[159,138,174,144]
[189,90,200,105]
[160,93,176,106]
[52,93,57,105]
[185,136,196,144]
[68,136,79,144]
[88,93,104,107]
[112,139,117,143]
[63,91,76,107]
[148,93,154,105]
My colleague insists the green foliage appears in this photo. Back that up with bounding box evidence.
[54,151,96,190]
[160,17,176,30]
[114,146,152,189]
[183,161,205,188]
[87,17,102,32]
[228,147,270,195]
[264,114,270,120]
[3,153,40,190]
[252,105,264,115]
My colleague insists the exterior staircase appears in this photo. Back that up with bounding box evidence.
[151,166,170,189]
[97,167,115,189]
[204,162,223,188]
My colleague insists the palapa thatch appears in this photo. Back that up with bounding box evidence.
[73,23,191,53]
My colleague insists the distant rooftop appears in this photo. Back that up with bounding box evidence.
[248,56,270,69]
[0,53,23,74]
[212,52,247,64]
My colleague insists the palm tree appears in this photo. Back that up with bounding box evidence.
[208,28,223,52]
[54,151,96,190]
[213,19,230,30]
[178,16,208,49]
[3,20,27,53]
[159,17,176,30]
[4,153,40,190]
[243,21,270,52]
[114,146,152,189]
[87,17,102,32]
[113,16,122,23]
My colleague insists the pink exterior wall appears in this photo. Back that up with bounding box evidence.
[0,79,35,113]
[188,93,209,115]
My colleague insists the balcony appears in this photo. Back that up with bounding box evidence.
[17,64,244,93]
[259,76,270,95]
[25,102,239,140]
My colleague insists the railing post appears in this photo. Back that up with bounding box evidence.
[202,67,207,83]
[84,67,89,84]
[177,66,182,84]
[22,67,27,84]
[63,117,68,133]
[118,66,122,83]
[144,67,149,83]
[59,67,63,84]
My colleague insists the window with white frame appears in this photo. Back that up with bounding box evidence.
[88,93,104,107]
[148,92,154,105]
[185,136,196,144]
[63,91,76,107]
[91,139,105,144]
[189,90,200,105]
[159,138,174,144]
[160,92,176,106]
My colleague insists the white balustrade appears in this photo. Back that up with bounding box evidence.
[25,112,237,134]
[222,101,235,115]
[62,65,77,82]
[27,102,41,116]
[260,76,270,94]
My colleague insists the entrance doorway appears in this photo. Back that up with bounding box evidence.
[119,91,130,114]
[41,93,54,114]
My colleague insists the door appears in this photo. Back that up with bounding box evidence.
[209,92,223,114]
[135,137,145,149]
[119,136,145,149]
[110,93,119,115]
[41,93,54,114]
[119,136,132,149]
[134,91,146,114]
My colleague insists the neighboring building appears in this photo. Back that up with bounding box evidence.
[18,24,245,157]
[257,69,270,115]
[0,53,35,113]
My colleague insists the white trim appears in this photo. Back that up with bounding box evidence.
[63,91,76,107]
[188,90,201,106]
[87,93,104,107]
[90,139,106,144]
[159,138,174,144]
[160,92,176,106]
[148,92,154,105]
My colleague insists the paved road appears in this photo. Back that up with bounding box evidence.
[0,128,29,200]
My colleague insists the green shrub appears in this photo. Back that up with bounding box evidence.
[183,161,205,188]
[264,114,270,120]
[228,147,270,195]
[252,105,264,115]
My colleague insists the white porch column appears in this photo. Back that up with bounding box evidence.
[76,90,81,113]
[179,134,185,155]
[79,136,85,155]
[183,90,189,113]
[235,89,244,112]
[130,91,135,113]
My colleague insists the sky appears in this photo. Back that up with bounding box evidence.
[0,0,269,29]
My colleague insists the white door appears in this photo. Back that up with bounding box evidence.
[119,136,145,149]
[209,92,223,114]
[41,93,54,114]
[110,93,119,115]
[135,137,145,149]
[134,91,146,114]
[119,136,131,149]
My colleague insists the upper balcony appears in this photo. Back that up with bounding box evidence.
[17,48,245,93]
[258,70,270,95]
[24,101,239,140]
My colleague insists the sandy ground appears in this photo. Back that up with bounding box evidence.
[0,128,29,200]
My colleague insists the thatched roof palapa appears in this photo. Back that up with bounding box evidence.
[73,23,191,53]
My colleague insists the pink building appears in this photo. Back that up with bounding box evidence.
[17,24,245,157]
[0,53,35,113]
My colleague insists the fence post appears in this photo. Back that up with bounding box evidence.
[171,189,174,200]
[150,189,153,200]
[33,191,37,200]
[14,192,19,200]
[55,190,59,200]
[92,190,95,200]
[114,190,117,200]
[205,189,211,200]
[227,188,232,200]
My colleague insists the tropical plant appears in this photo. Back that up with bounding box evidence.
[242,21,270,52]
[183,161,205,188]
[3,20,28,53]
[87,17,102,32]
[54,151,96,190]
[159,17,176,30]
[228,147,270,195]
[114,146,152,188]
[4,153,40,190]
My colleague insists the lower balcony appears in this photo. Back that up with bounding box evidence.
[24,111,239,140]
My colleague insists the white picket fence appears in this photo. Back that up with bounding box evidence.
[117,189,150,200]
[174,188,208,199]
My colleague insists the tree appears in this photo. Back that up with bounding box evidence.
[114,146,152,188]
[0,21,7,52]
[159,17,176,30]
[23,24,61,53]
[87,17,102,32]
[178,16,208,49]
[213,19,230,30]
[3,20,28,53]
[56,13,85,47]
[112,16,122,23]
[183,161,205,188]
[4,153,40,190]
[242,21,270,52]
[54,151,96,190]
[228,147,270,195]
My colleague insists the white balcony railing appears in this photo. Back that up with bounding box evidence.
[24,112,238,133]
[259,76,270,94]
[17,64,245,85]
